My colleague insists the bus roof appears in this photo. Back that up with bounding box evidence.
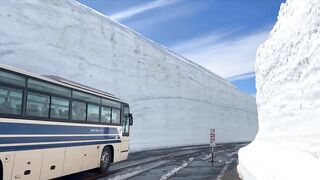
[0,64,124,103]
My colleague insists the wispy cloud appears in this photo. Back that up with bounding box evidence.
[227,72,256,81]
[173,29,238,53]
[171,28,270,78]
[126,5,202,31]
[110,0,180,21]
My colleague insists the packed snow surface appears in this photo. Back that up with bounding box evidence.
[0,0,257,151]
[238,0,320,179]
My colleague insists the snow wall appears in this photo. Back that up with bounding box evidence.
[0,0,257,151]
[238,0,320,179]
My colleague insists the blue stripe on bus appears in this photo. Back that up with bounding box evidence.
[0,136,118,144]
[0,140,121,152]
[0,122,118,135]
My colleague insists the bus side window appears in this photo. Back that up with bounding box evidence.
[87,104,99,122]
[50,97,69,120]
[101,106,111,124]
[71,101,86,121]
[0,86,23,115]
[0,70,26,87]
[111,108,120,124]
[26,92,50,118]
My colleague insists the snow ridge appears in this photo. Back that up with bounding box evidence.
[238,0,320,179]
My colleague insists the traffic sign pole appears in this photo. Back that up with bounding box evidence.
[210,128,215,165]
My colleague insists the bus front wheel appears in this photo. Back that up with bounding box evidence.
[99,146,112,173]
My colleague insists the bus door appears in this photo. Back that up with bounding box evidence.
[120,105,130,159]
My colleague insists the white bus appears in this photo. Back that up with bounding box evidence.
[0,64,133,180]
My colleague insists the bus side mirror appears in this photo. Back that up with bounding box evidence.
[129,113,133,126]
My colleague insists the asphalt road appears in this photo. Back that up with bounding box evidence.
[58,143,247,180]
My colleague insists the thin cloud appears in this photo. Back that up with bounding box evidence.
[110,0,180,21]
[173,30,238,54]
[172,29,270,78]
[126,5,202,30]
[227,72,256,81]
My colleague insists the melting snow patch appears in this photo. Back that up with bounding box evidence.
[160,157,195,180]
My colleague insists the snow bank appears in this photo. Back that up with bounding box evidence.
[0,0,257,151]
[238,0,320,179]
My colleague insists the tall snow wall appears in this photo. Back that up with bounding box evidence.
[238,0,320,179]
[0,0,257,151]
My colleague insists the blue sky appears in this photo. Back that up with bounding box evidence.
[77,0,285,96]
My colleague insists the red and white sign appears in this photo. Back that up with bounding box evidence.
[210,128,215,146]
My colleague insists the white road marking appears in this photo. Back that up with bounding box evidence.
[217,157,235,180]
[201,153,212,161]
[104,161,167,180]
[109,150,198,171]
[160,157,195,180]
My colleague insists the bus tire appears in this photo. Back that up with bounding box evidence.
[99,146,112,173]
[0,160,3,180]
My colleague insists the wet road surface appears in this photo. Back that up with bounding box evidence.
[58,143,247,180]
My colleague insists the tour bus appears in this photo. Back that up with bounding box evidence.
[0,64,133,180]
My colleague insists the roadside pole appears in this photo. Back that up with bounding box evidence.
[210,128,216,165]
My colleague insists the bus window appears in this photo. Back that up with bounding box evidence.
[87,104,99,122]
[28,79,71,97]
[73,91,100,104]
[71,101,86,121]
[101,106,111,124]
[111,109,120,124]
[50,97,69,120]
[0,86,23,115]
[26,92,50,118]
[0,70,26,87]
[123,106,130,135]
[102,98,121,108]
